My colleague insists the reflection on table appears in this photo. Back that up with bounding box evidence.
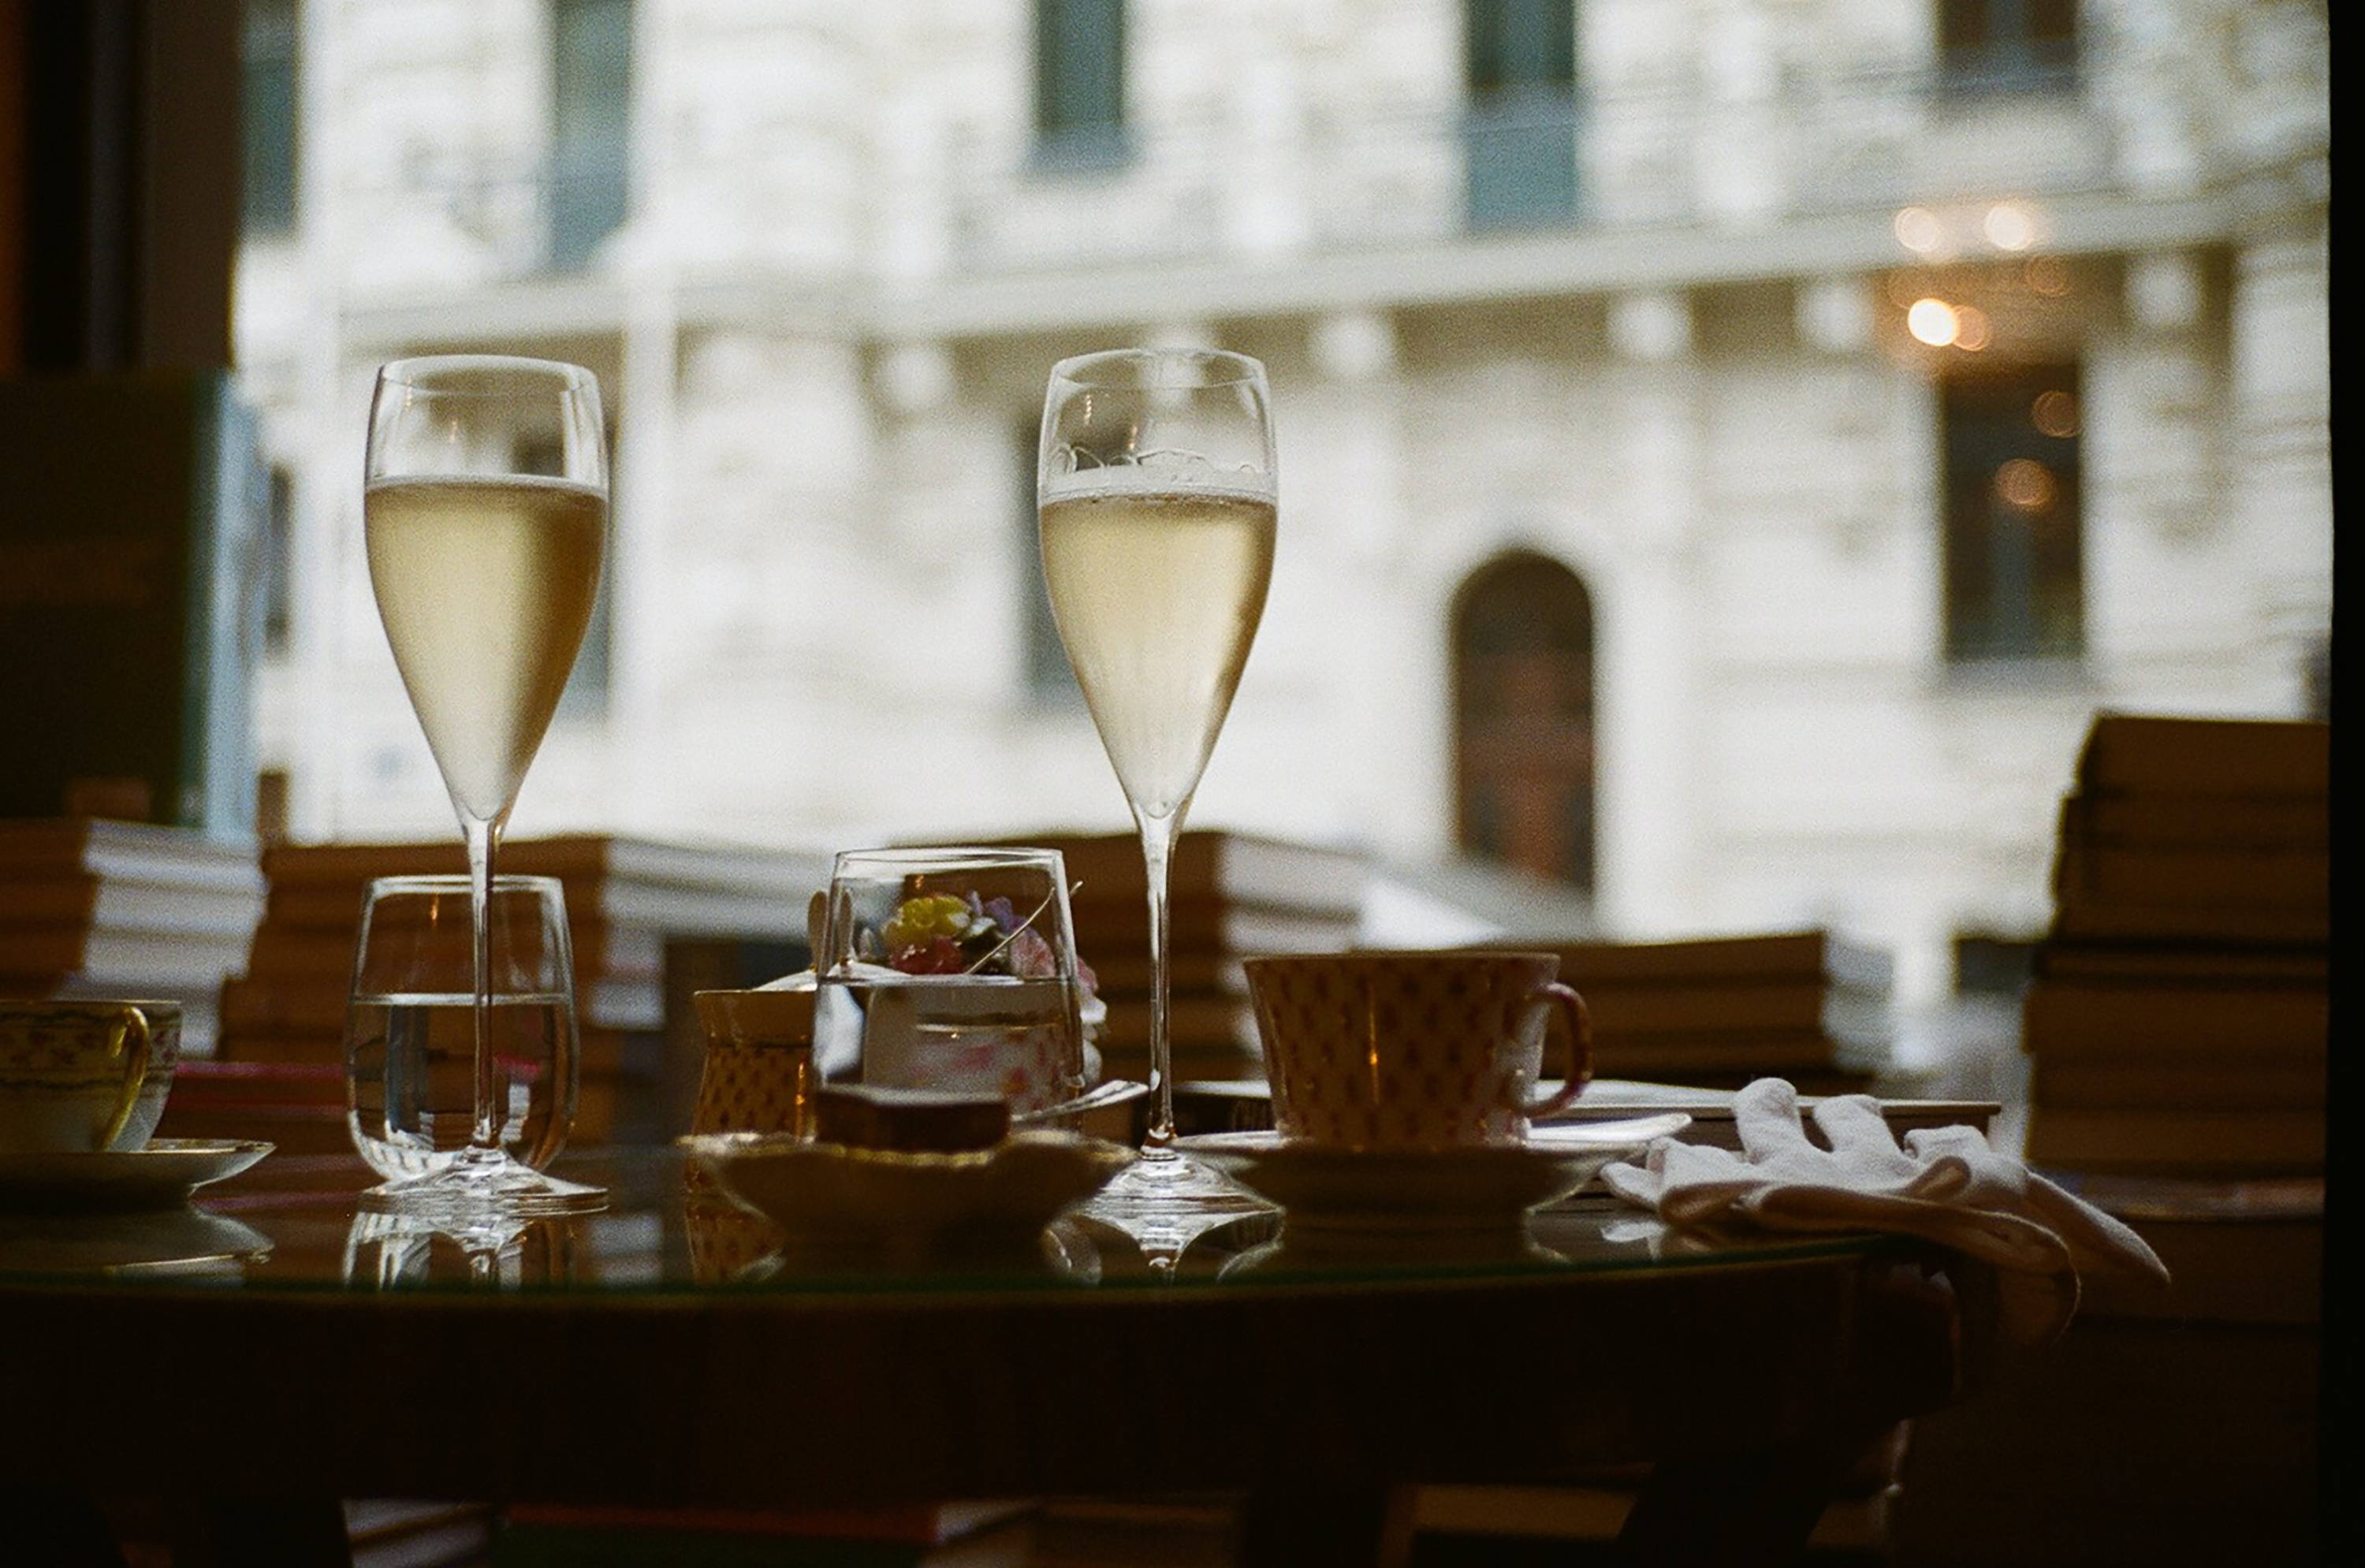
[0,1144,1893,1293]
[0,1145,1993,1568]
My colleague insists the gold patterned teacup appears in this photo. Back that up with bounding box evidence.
[1243,952,1592,1150]
[691,989,817,1138]
[0,1000,182,1155]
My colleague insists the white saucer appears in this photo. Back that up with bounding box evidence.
[0,1139,276,1211]
[0,1206,274,1275]
[680,1129,1138,1248]
[1178,1114,1689,1232]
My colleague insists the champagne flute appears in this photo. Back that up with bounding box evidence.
[363,355,608,1215]
[1037,348,1276,1215]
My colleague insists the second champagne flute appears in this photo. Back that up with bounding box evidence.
[1037,347,1276,1212]
[363,355,608,1215]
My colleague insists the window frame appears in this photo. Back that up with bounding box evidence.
[1462,0,1581,231]
[240,0,301,237]
[1938,361,2086,667]
[1451,549,1598,892]
[1031,0,1131,173]
[549,0,635,272]
[260,464,295,658]
[1935,0,2080,98]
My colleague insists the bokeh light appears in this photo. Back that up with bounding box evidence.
[2032,389,2079,437]
[1994,459,2057,510]
[1907,297,1961,346]
[1983,202,2039,251]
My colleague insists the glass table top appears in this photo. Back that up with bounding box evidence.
[0,1144,1905,1300]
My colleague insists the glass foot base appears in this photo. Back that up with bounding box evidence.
[1091,1145,1266,1214]
[359,1152,607,1218]
[1080,1148,1272,1272]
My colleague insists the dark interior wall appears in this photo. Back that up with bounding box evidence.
[137,1,240,369]
[0,0,23,372]
[3,0,237,374]
[0,2,251,832]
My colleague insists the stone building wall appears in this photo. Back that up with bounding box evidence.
[234,0,2330,1036]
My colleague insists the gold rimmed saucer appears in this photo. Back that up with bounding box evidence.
[0,1138,274,1211]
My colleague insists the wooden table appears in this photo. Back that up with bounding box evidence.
[0,1149,1998,1565]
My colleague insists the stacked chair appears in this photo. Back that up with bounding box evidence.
[2021,713,2330,1178]
[160,835,818,1161]
[1498,929,1895,1094]
[984,829,1369,1089]
[1888,712,2328,1566]
[0,818,263,1057]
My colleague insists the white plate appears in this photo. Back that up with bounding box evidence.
[1179,1114,1689,1231]
[680,1129,1138,1247]
[0,1139,275,1211]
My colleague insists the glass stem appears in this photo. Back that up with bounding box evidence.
[464,814,501,1154]
[1136,808,1178,1153]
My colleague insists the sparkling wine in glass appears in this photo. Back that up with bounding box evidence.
[1038,348,1276,1219]
[362,355,608,1215]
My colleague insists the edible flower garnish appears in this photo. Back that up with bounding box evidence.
[879,893,974,954]
[879,888,1099,1007]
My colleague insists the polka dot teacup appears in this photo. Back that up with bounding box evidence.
[1244,952,1592,1149]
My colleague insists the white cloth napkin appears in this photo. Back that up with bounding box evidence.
[1601,1079,2169,1342]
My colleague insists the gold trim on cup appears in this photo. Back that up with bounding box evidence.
[98,1005,155,1153]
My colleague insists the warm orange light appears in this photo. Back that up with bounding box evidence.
[2032,389,2079,438]
[1907,298,1960,346]
[2025,256,2071,296]
[1894,207,1942,254]
[1953,305,1993,351]
[1983,202,2039,251]
[1995,459,2056,510]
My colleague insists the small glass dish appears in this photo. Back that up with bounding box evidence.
[814,847,1098,1116]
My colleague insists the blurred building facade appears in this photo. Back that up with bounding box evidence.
[232,0,2330,1022]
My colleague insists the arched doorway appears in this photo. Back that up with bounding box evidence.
[1452,551,1596,891]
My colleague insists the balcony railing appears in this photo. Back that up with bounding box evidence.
[936,63,2126,274]
[332,59,2244,296]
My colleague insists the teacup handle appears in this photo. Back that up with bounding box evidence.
[99,1005,154,1152]
[1517,981,1593,1120]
